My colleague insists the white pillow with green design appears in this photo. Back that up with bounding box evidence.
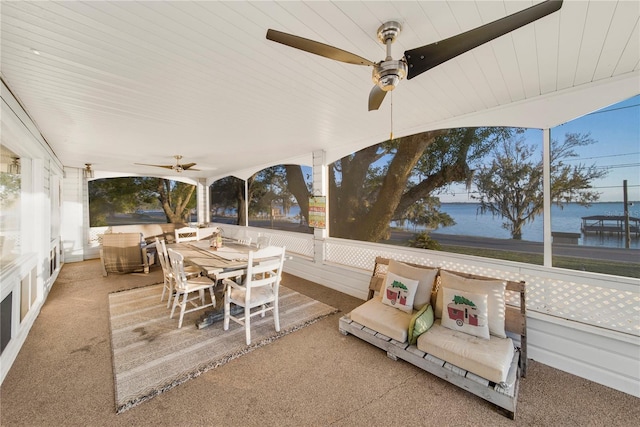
[440,287,490,340]
[380,272,419,314]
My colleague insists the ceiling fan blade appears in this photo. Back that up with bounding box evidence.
[181,163,197,170]
[405,0,563,80]
[134,163,173,170]
[368,86,387,111]
[267,29,375,66]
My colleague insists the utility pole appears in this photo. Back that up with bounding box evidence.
[623,180,630,249]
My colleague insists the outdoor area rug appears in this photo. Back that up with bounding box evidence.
[108,283,338,413]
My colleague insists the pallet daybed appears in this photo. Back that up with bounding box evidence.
[339,257,527,419]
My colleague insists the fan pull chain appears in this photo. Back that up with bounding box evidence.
[390,92,394,140]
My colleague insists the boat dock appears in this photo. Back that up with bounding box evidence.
[581,215,640,237]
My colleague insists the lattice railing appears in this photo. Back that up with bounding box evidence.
[524,277,639,333]
[88,226,108,245]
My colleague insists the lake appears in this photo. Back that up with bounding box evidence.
[230,202,640,249]
[407,202,640,249]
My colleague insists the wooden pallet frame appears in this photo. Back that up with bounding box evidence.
[339,315,520,418]
[342,257,527,419]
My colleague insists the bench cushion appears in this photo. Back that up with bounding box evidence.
[350,296,413,342]
[417,320,514,384]
[380,272,419,313]
[440,287,490,340]
[436,270,508,338]
[388,260,438,310]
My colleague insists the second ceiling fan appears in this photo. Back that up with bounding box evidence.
[135,155,199,173]
[266,0,563,111]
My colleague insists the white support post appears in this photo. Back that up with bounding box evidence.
[61,167,86,262]
[244,179,249,227]
[312,150,328,264]
[196,178,209,224]
[543,128,552,267]
[30,158,46,300]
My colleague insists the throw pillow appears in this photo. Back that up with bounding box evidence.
[440,287,490,340]
[381,272,419,314]
[408,303,434,345]
[436,270,508,338]
[388,259,438,310]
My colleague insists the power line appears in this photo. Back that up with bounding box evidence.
[442,183,640,197]
[591,184,640,190]
[584,103,640,116]
[594,163,640,170]
[575,152,640,161]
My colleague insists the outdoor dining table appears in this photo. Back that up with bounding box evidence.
[168,239,252,281]
[167,239,255,329]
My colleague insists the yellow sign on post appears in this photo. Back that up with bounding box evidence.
[308,196,326,229]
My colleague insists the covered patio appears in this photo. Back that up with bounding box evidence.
[1,0,638,420]
[1,259,638,426]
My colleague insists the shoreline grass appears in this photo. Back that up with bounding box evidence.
[439,245,640,278]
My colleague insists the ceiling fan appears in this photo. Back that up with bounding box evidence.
[266,0,563,111]
[135,155,199,173]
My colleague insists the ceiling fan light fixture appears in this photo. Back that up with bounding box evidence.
[372,59,407,91]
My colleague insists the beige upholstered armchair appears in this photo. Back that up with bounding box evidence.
[100,233,150,276]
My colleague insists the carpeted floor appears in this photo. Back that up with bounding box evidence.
[1,259,639,426]
[109,283,337,413]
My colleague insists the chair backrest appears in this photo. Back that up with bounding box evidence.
[237,236,252,246]
[166,248,188,289]
[232,229,252,246]
[256,235,272,249]
[244,246,286,293]
[155,237,170,275]
[196,226,221,241]
[175,226,198,243]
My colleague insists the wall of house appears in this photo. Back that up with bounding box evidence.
[1,80,64,384]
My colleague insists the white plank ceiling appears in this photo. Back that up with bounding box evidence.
[1,1,639,181]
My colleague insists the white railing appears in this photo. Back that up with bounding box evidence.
[89,226,108,246]
[215,223,315,258]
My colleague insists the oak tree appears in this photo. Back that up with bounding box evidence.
[473,132,606,239]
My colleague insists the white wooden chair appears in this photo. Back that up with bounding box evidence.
[256,234,272,249]
[222,246,286,345]
[167,248,216,328]
[155,238,201,307]
[237,237,252,245]
[174,226,198,243]
[196,226,221,241]
[232,230,252,246]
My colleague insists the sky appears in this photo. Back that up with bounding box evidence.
[438,94,640,203]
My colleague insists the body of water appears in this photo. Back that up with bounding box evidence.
[287,202,639,249]
[403,202,640,249]
[235,202,640,249]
